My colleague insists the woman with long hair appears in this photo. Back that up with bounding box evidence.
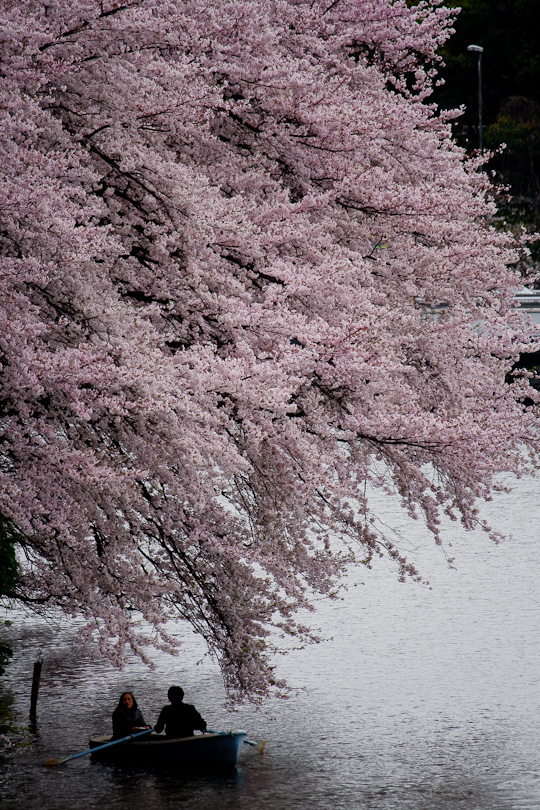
[112,692,148,739]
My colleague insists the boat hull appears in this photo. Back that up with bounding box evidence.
[89,731,246,767]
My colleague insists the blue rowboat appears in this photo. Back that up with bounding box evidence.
[89,730,247,767]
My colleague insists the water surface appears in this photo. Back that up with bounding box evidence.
[1,474,539,809]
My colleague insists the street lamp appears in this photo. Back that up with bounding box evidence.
[467,44,484,151]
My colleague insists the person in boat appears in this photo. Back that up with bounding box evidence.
[112,691,150,739]
[154,686,207,739]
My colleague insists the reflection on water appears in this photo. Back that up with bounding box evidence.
[1,474,540,809]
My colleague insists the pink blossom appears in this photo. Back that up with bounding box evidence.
[1,0,538,701]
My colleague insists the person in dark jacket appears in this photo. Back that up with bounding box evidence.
[112,692,149,739]
[154,686,206,738]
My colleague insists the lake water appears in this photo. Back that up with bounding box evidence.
[1,473,540,809]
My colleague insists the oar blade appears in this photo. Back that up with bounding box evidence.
[244,737,266,753]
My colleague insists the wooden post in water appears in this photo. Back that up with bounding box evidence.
[29,659,43,722]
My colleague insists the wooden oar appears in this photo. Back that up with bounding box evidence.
[44,727,154,767]
[206,728,266,754]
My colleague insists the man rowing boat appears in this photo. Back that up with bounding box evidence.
[154,686,207,738]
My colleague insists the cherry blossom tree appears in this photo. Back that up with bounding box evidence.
[1,0,538,700]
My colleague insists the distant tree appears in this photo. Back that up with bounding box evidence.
[1,0,539,701]
[435,0,540,140]
[435,0,540,242]
[0,517,17,676]
[486,97,540,199]
[0,517,18,599]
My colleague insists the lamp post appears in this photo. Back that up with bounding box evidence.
[467,44,484,151]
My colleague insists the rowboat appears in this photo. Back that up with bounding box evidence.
[89,730,247,767]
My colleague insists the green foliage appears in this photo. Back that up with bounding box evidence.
[485,97,540,196]
[0,640,12,677]
[437,0,540,126]
[0,516,17,676]
[434,0,540,259]
[0,679,35,746]
[0,515,19,598]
